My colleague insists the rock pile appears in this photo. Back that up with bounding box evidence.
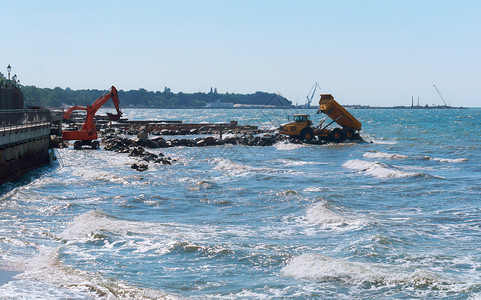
[102,133,174,171]
[102,132,297,151]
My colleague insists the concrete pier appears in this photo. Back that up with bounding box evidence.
[0,111,52,184]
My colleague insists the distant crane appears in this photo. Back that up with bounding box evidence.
[306,82,321,108]
[433,85,451,106]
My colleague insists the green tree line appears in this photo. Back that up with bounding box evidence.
[21,86,292,108]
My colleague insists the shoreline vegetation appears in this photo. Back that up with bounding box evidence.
[21,85,292,108]
[20,85,469,109]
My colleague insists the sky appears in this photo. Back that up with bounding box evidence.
[1,0,480,107]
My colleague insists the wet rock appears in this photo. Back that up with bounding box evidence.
[131,163,148,172]
[161,129,177,135]
[151,137,169,148]
[154,157,172,165]
[49,136,60,148]
[129,147,145,157]
[203,136,216,146]
[137,130,148,141]
[144,139,160,148]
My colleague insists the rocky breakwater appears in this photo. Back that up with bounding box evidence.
[101,126,324,171]
[102,129,175,172]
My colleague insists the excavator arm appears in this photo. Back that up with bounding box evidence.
[63,105,87,120]
[62,86,123,146]
[88,86,122,119]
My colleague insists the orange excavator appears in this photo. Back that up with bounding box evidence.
[62,86,122,150]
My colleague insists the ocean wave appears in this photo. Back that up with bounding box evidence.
[425,156,468,163]
[343,159,420,178]
[14,246,178,299]
[212,157,301,177]
[274,141,306,151]
[303,187,325,192]
[305,202,366,231]
[281,253,450,289]
[212,157,261,177]
[274,159,321,166]
[363,151,408,160]
[71,169,130,184]
[58,211,239,257]
[369,139,398,145]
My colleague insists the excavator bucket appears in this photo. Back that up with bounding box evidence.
[107,113,121,122]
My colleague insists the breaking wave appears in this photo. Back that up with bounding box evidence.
[275,159,323,166]
[281,253,450,289]
[71,169,130,183]
[212,158,264,177]
[13,246,178,299]
[343,159,420,178]
[305,202,366,231]
[274,141,306,151]
[426,156,468,163]
[363,151,408,160]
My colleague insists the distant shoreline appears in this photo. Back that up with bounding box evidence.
[105,105,472,110]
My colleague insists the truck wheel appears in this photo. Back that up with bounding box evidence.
[342,128,354,140]
[329,128,342,142]
[300,128,314,141]
[74,141,82,150]
[91,141,100,149]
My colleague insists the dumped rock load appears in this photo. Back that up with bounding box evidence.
[102,132,174,171]
[101,131,308,152]
[100,129,335,171]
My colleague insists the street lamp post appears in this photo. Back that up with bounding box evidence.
[12,74,17,84]
[7,64,11,80]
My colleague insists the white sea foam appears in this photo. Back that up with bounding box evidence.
[281,253,448,288]
[59,211,240,256]
[212,158,259,177]
[275,159,322,166]
[363,151,408,160]
[15,246,178,299]
[212,157,299,177]
[370,139,398,145]
[429,157,468,163]
[343,159,419,178]
[305,202,366,231]
[303,186,325,192]
[72,169,129,183]
[274,141,306,151]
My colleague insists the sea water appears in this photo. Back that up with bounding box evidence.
[1,108,480,299]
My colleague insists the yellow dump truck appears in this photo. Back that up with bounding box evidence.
[278,94,361,142]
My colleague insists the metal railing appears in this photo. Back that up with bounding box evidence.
[0,109,52,131]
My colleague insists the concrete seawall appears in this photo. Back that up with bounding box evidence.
[0,121,51,184]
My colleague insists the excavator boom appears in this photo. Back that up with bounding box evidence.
[63,105,87,120]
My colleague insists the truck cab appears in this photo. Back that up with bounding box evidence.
[278,114,315,141]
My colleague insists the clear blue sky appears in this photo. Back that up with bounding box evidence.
[2,0,480,107]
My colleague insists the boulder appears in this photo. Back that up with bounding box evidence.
[131,163,148,171]
[144,139,160,148]
[137,130,148,141]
